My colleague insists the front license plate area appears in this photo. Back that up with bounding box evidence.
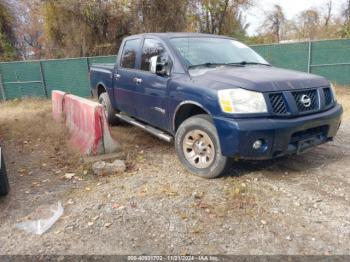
[296,134,324,154]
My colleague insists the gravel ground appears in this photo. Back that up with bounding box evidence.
[0,93,349,255]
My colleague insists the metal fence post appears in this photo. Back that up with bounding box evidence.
[86,57,92,94]
[86,57,90,71]
[39,61,48,98]
[307,41,312,73]
[0,74,6,101]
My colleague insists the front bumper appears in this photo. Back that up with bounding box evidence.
[213,104,343,159]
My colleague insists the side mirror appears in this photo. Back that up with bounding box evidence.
[149,55,171,76]
[149,56,158,74]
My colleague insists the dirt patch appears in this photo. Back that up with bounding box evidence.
[0,98,89,222]
[0,87,349,255]
[0,98,81,170]
[335,85,350,120]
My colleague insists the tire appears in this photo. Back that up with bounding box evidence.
[0,151,10,196]
[98,92,121,125]
[175,114,230,178]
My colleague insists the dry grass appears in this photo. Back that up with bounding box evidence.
[0,98,81,170]
[334,85,350,120]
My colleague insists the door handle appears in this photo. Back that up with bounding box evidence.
[133,77,143,84]
[114,73,121,80]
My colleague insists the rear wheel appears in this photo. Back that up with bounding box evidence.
[0,151,10,196]
[175,114,231,178]
[98,92,121,125]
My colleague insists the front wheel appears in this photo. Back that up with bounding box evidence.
[175,115,231,178]
[0,150,10,196]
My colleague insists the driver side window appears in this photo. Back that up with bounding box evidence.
[141,39,168,72]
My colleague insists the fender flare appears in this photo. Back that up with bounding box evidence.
[172,100,211,132]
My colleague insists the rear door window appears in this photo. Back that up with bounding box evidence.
[120,39,141,69]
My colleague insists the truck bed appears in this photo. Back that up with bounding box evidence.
[90,63,115,97]
[90,63,114,71]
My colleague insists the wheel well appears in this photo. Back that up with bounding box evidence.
[97,84,106,98]
[174,104,208,131]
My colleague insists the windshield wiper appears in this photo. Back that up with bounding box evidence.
[228,61,271,66]
[188,62,244,69]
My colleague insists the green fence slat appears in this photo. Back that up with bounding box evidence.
[0,61,41,82]
[311,64,350,86]
[252,42,310,72]
[0,61,45,99]
[4,82,45,99]
[311,39,350,65]
[41,58,90,97]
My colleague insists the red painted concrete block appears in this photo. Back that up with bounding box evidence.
[52,90,119,156]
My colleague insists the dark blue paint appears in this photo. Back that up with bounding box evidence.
[213,104,342,158]
[90,33,343,159]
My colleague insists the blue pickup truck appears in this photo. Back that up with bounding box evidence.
[90,33,342,178]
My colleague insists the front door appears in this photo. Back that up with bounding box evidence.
[131,38,170,129]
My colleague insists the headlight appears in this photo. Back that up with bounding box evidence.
[330,84,337,102]
[218,89,267,114]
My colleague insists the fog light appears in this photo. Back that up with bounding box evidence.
[253,140,263,150]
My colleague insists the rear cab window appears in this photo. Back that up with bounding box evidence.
[120,38,141,69]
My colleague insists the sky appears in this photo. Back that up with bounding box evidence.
[245,0,344,36]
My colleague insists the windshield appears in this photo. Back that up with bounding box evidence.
[169,37,269,69]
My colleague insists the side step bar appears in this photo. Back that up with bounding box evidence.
[115,114,173,143]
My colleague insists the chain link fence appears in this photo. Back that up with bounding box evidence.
[0,38,349,101]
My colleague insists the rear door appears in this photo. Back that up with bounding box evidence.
[131,38,171,129]
[113,38,141,116]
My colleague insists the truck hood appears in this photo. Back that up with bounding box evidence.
[190,66,329,92]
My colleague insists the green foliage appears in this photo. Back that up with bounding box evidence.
[136,0,188,32]
[39,0,252,58]
[341,23,350,38]
[190,0,251,37]
[0,0,17,61]
[42,0,132,58]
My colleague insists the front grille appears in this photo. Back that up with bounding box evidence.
[267,87,334,117]
[292,89,319,112]
[323,88,333,107]
[269,93,288,115]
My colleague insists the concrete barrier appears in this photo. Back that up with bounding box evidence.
[52,90,119,156]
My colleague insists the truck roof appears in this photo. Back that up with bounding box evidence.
[124,32,233,40]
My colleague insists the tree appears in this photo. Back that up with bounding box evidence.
[189,0,252,37]
[38,0,255,58]
[41,0,133,58]
[342,0,350,37]
[133,0,189,33]
[253,1,344,44]
[296,9,320,40]
[16,0,45,59]
[323,0,333,27]
[261,4,285,42]
[0,0,17,61]
[317,0,343,39]
[344,0,350,23]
